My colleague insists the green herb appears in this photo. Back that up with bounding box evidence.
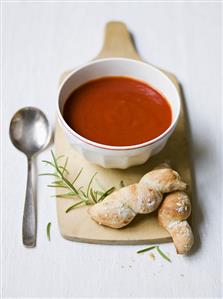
[156,246,171,262]
[97,187,115,201]
[137,245,157,254]
[46,222,51,241]
[137,245,171,262]
[65,200,85,213]
[40,151,115,213]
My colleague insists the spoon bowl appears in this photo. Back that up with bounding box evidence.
[10,107,51,247]
[10,107,50,157]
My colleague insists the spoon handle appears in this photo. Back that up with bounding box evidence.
[22,157,36,247]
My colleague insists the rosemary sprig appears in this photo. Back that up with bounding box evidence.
[46,222,51,241]
[137,245,171,262]
[40,151,115,213]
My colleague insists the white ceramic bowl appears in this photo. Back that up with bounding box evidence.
[57,58,180,169]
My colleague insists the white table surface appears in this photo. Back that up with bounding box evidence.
[2,2,222,298]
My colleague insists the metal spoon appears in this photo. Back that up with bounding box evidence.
[9,107,51,247]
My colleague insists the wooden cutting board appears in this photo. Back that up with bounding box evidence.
[54,21,192,244]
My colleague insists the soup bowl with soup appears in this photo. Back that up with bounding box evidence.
[57,58,180,169]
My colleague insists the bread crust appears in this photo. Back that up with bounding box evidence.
[89,167,187,229]
[158,191,194,254]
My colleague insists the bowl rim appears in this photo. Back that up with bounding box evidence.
[57,57,181,151]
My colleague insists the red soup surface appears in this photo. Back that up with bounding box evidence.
[63,77,172,146]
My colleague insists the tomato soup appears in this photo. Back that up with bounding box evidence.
[63,77,172,146]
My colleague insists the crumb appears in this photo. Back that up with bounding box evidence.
[129,265,132,268]
[149,253,155,260]
[121,265,124,269]
[180,274,184,277]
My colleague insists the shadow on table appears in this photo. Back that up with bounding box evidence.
[179,84,204,256]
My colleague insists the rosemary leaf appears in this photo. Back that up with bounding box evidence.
[62,176,79,194]
[51,150,57,164]
[94,190,99,202]
[51,151,64,176]
[98,187,115,201]
[39,173,58,177]
[137,246,156,254]
[62,157,68,175]
[87,173,97,198]
[55,192,77,198]
[47,184,68,188]
[90,188,97,203]
[42,158,51,163]
[46,222,51,241]
[65,200,85,213]
[156,246,171,262]
[42,160,56,167]
[80,190,87,198]
[72,168,83,185]
[51,180,65,185]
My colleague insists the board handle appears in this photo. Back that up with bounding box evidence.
[97,21,141,60]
